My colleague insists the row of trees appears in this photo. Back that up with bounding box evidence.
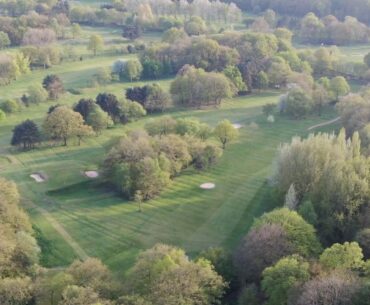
[103,117,238,200]
[299,13,370,45]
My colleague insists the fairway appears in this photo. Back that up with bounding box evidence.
[0,90,339,272]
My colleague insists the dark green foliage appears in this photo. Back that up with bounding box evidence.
[11,119,41,149]
[73,98,96,120]
[42,74,64,99]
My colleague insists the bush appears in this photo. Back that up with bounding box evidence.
[0,99,21,113]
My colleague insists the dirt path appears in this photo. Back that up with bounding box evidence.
[307,117,341,131]
[25,199,89,261]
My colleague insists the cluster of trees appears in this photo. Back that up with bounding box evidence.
[0,52,30,85]
[273,131,370,243]
[103,117,238,200]
[232,0,370,24]
[278,74,350,118]
[10,93,146,149]
[233,205,370,305]
[299,13,370,45]
[126,83,171,112]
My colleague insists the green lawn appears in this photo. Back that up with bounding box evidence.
[0,87,339,273]
[0,22,343,273]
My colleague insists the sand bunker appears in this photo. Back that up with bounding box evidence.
[200,183,216,190]
[30,173,45,183]
[85,171,99,178]
[232,123,243,129]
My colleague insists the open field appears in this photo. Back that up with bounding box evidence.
[0,21,343,274]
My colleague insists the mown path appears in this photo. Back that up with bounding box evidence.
[307,117,341,131]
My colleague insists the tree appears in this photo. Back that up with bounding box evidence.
[96,93,120,122]
[252,208,322,257]
[285,184,298,210]
[223,65,247,93]
[73,98,96,120]
[294,273,360,305]
[144,84,171,112]
[162,27,188,43]
[319,242,364,271]
[87,34,104,56]
[128,244,226,305]
[86,106,113,134]
[0,277,33,305]
[0,31,10,49]
[43,106,94,146]
[255,71,269,90]
[298,200,318,226]
[122,59,143,82]
[22,28,56,46]
[27,84,48,104]
[11,120,41,149]
[0,109,5,122]
[0,99,21,113]
[330,76,350,101]
[60,285,105,305]
[355,228,370,259]
[262,256,310,305]
[312,84,330,115]
[283,88,313,119]
[234,224,294,283]
[184,16,207,36]
[42,74,64,99]
[214,119,238,149]
[71,23,82,39]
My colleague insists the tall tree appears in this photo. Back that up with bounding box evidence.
[42,74,64,99]
[11,119,41,149]
[87,34,104,56]
[214,119,239,149]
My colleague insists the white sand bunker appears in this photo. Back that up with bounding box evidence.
[232,123,243,129]
[200,183,216,190]
[85,171,99,178]
[30,173,46,183]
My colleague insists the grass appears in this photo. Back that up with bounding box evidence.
[0,22,342,273]
[0,87,339,273]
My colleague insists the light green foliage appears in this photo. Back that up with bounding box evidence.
[0,277,33,305]
[122,59,143,82]
[128,244,226,305]
[283,88,313,119]
[184,16,207,36]
[71,23,82,39]
[88,34,104,56]
[162,27,188,43]
[319,242,364,270]
[27,84,48,104]
[262,256,310,305]
[86,106,113,133]
[43,106,94,146]
[119,100,146,123]
[223,65,247,92]
[274,131,370,241]
[330,76,350,100]
[0,99,21,114]
[0,109,6,121]
[0,31,10,49]
[214,119,239,149]
[253,208,322,257]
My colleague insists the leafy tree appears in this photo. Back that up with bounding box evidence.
[122,59,143,82]
[11,119,41,149]
[0,277,33,305]
[298,200,318,226]
[262,256,310,305]
[255,71,269,90]
[283,88,313,119]
[319,242,364,271]
[0,109,5,121]
[71,23,82,39]
[87,34,104,56]
[223,65,247,93]
[42,74,64,99]
[118,100,146,124]
[145,116,177,137]
[294,273,360,305]
[234,224,294,283]
[252,208,322,257]
[0,99,21,113]
[214,119,239,149]
[60,285,105,305]
[312,84,330,115]
[73,98,96,120]
[355,228,370,259]
[96,93,120,122]
[330,76,350,101]
[86,106,113,134]
[127,244,226,305]
[43,106,94,146]
[184,16,207,36]
[0,31,10,49]
[144,84,171,112]
[27,84,48,104]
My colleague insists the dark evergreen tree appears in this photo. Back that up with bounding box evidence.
[11,120,41,149]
